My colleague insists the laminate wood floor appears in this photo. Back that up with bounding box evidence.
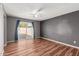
[4,38,79,56]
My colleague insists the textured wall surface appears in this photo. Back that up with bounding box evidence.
[40,11,79,47]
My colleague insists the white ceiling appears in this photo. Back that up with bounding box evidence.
[3,3,79,21]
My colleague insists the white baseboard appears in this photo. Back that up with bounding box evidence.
[34,37,41,39]
[4,43,7,47]
[41,37,79,49]
[4,40,15,48]
[0,49,4,56]
[7,40,15,43]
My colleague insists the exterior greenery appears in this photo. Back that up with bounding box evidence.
[19,22,27,28]
[19,21,32,28]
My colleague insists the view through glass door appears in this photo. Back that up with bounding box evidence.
[18,21,34,40]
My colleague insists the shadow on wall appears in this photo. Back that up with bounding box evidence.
[57,20,72,35]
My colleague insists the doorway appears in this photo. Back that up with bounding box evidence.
[17,21,34,40]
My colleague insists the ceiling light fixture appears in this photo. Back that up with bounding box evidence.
[32,9,39,18]
[32,8,43,18]
[34,12,39,17]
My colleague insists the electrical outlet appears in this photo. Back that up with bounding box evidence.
[73,40,76,44]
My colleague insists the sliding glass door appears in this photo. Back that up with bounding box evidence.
[17,21,34,40]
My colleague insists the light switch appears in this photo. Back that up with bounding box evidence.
[73,40,76,44]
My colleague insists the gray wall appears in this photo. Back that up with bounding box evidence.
[7,17,17,42]
[7,16,40,42]
[33,22,40,38]
[4,11,7,46]
[40,11,79,47]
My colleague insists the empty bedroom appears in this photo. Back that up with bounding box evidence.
[1,3,79,56]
